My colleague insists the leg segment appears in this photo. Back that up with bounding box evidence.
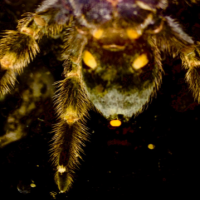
[0,30,39,95]
[147,36,164,104]
[0,7,68,96]
[51,75,90,192]
[181,43,200,102]
[50,35,90,192]
[154,16,194,57]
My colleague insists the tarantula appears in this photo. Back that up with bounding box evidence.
[0,0,200,193]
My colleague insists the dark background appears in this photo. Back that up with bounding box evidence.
[0,1,199,199]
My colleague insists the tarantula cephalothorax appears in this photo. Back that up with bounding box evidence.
[0,0,200,193]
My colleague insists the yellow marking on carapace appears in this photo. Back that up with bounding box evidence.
[93,29,104,39]
[83,50,97,69]
[126,28,140,40]
[132,53,149,70]
[148,143,155,150]
[110,120,122,127]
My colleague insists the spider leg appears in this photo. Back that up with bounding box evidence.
[50,36,90,192]
[181,43,200,102]
[0,8,68,96]
[0,28,39,95]
[144,37,164,108]
[149,37,163,91]
[151,16,200,102]
[153,16,194,57]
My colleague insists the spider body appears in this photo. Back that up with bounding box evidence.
[1,0,200,193]
[64,0,166,120]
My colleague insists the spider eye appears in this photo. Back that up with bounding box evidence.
[132,53,149,70]
[110,120,122,127]
[82,50,97,69]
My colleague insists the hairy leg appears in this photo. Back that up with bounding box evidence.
[0,7,67,96]
[181,43,200,102]
[50,35,91,192]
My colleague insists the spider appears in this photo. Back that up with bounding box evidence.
[0,0,200,193]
